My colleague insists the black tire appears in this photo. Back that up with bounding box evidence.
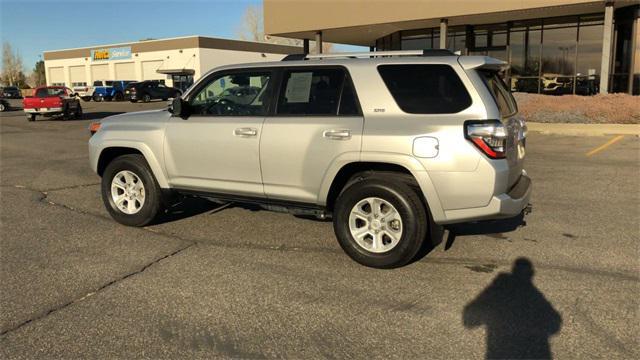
[0,103,5,112]
[101,154,164,227]
[333,173,428,269]
[74,104,83,119]
[62,105,70,120]
[114,92,124,101]
[142,94,151,103]
[27,114,36,121]
[82,96,92,102]
[93,94,103,102]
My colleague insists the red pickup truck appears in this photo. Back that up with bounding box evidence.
[23,86,82,121]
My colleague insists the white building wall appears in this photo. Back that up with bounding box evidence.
[44,46,289,87]
[44,47,200,87]
[196,48,287,80]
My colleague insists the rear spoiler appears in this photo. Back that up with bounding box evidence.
[458,56,507,71]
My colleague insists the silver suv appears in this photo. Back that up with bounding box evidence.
[89,50,531,268]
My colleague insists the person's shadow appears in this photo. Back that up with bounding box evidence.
[463,258,562,359]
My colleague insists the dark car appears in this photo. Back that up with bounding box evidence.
[1,86,22,99]
[124,81,181,103]
[0,98,10,112]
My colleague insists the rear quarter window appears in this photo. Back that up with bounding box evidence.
[478,70,517,117]
[377,64,472,114]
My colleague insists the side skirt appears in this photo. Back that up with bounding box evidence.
[173,188,330,218]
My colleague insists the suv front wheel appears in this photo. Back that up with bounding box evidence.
[101,154,164,226]
[333,174,428,268]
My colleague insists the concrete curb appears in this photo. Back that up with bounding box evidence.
[527,122,640,136]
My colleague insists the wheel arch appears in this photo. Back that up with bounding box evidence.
[95,143,169,188]
[322,160,445,222]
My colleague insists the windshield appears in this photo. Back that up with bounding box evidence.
[479,70,517,117]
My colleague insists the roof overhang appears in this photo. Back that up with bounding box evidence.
[156,68,195,76]
[265,0,620,46]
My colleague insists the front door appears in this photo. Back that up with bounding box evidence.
[260,67,363,203]
[163,70,273,197]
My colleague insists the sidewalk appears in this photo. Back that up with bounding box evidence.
[527,122,640,136]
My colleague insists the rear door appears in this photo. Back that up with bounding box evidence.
[478,70,525,186]
[260,66,363,203]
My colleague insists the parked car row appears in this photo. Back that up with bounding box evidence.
[124,80,182,102]
[72,80,181,103]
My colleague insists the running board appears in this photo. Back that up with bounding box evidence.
[175,188,330,218]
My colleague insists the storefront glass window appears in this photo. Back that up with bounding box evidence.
[576,24,603,95]
[391,12,635,95]
[541,26,577,77]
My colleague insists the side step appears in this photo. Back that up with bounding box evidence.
[175,188,330,219]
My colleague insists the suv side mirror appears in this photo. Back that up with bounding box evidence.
[171,97,190,119]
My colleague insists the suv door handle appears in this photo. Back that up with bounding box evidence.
[323,129,351,140]
[234,127,258,137]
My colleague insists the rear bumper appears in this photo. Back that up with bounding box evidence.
[439,171,532,224]
[24,107,63,114]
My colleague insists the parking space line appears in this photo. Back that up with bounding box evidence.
[586,135,624,157]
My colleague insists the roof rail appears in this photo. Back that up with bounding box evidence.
[281,54,307,61]
[282,49,455,61]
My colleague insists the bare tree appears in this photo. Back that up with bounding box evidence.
[1,42,25,86]
[29,60,46,87]
[237,4,333,53]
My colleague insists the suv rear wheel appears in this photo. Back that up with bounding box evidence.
[333,174,428,268]
[101,154,164,226]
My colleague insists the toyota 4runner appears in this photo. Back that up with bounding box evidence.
[88,50,531,268]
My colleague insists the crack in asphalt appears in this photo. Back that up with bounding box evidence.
[0,183,197,337]
[0,243,194,337]
[7,183,640,283]
[2,182,639,337]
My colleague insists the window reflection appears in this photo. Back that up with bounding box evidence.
[394,14,610,95]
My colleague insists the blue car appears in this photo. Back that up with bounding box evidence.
[91,80,135,102]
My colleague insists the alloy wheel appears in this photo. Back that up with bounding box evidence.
[348,197,403,253]
[110,170,146,214]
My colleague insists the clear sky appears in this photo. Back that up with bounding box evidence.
[0,0,362,72]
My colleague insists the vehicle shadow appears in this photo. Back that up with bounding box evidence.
[463,258,562,359]
[410,212,526,263]
[155,197,227,224]
[443,212,526,250]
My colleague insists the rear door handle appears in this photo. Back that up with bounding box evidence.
[234,127,257,137]
[323,129,351,140]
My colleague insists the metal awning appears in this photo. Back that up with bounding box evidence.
[156,68,195,76]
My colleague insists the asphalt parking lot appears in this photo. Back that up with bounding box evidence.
[1,100,638,358]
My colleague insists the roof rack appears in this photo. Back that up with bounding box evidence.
[282,49,455,61]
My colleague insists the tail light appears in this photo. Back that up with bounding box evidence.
[129,88,136,93]
[464,120,506,159]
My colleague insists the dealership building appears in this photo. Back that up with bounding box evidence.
[43,36,300,91]
[265,0,639,95]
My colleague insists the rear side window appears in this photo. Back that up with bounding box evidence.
[479,70,517,117]
[378,65,472,114]
[277,68,360,116]
[36,88,64,97]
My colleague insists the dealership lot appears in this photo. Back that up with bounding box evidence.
[0,102,638,358]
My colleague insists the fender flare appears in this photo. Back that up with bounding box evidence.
[317,152,446,223]
[94,140,169,188]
